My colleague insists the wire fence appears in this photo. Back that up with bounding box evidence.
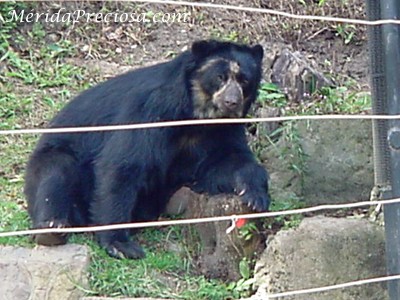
[130,0,400,26]
[265,274,400,298]
[2,0,400,298]
[0,197,399,237]
[24,0,400,26]
[0,114,400,135]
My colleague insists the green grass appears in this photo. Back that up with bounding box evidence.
[0,178,30,246]
[0,12,247,299]
[257,82,371,115]
[0,7,373,298]
[68,230,237,299]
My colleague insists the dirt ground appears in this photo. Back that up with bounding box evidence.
[14,0,369,86]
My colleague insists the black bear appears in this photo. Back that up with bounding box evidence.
[24,40,270,259]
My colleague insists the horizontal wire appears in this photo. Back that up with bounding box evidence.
[125,0,400,26]
[0,114,399,135]
[4,1,400,297]
[1,197,399,238]
[22,0,400,26]
[267,274,400,298]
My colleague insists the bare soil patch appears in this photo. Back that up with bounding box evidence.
[11,0,369,85]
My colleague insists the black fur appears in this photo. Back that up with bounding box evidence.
[25,40,270,259]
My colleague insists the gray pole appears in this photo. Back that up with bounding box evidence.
[367,0,400,297]
[381,0,400,298]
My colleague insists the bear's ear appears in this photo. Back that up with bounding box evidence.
[191,40,221,59]
[251,44,264,62]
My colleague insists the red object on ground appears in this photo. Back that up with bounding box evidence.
[236,218,247,228]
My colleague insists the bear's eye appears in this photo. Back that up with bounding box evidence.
[217,74,225,83]
[237,74,249,86]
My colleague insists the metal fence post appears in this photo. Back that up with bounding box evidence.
[382,1,400,297]
[367,0,400,297]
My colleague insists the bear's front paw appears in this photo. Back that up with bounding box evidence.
[237,188,270,212]
[33,220,69,246]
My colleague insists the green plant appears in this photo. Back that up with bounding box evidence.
[257,82,370,116]
[5,41,80,88]
[238,221,259,241]
[334,24,356,44]
[267,120,308,189]
[283,121,307,179]
[0,1,32,60]
[209,29,249,44]
[257,82,287,108]
[0,188,31,246]
[298,86,371,115]
[268,196,305,230]
[0,2,27,37]
[227,258,256,298]
[250,82,287,157]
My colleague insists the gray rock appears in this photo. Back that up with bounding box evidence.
[262,119,373,205]
[260,42,334,102]
[299,119,373,205]
[270,48,334,102]
[253,216,388,300]
[0,244,89,300]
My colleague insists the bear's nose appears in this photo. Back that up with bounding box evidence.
[224,98,238,109]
